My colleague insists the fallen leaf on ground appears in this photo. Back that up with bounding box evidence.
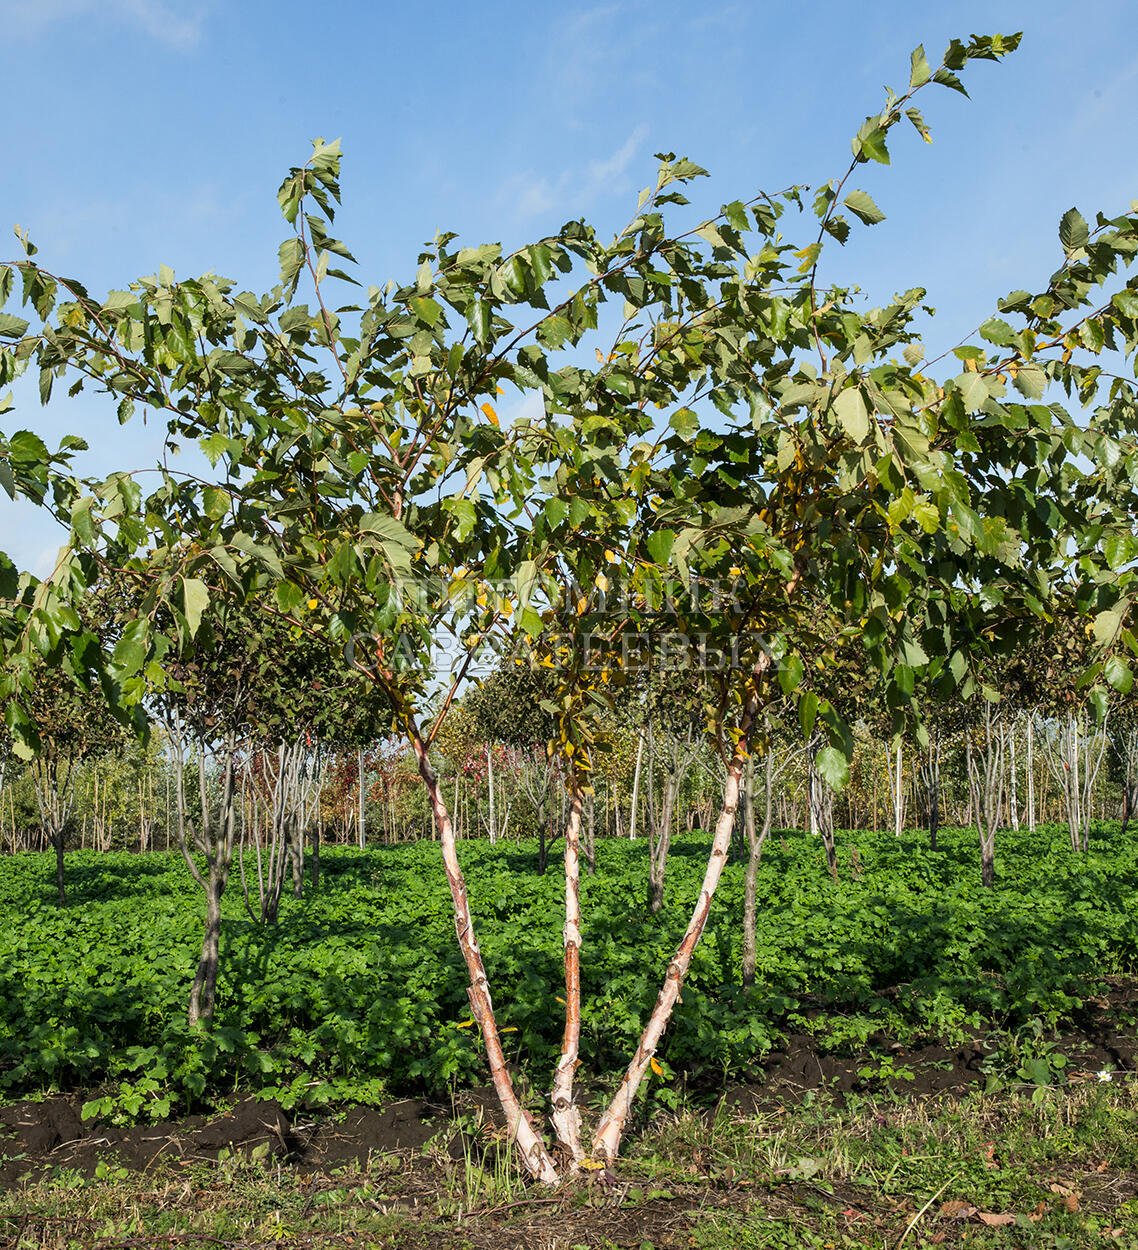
[977,1212,1016,1227]
[939,1200,976,1220]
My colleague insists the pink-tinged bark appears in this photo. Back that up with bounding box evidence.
[592,742,747,1161]
[409,728,559,1183]
[550,776,584,1162]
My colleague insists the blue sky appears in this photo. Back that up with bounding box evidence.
[2,0,1137,572]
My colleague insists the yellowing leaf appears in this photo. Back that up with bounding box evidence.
[650,1057,663,1076]
[307,598,319,610]
[481,402,499,427]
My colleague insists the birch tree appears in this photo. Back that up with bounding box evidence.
[3,31,1138,1182]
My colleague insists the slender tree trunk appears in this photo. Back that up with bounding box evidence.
[409,725,557,1183]
[584,793,595,876]
[33,757,73,903]
[648,774,676,914]
[810,751,837,880]
[188,875,224,1025]
[628,731,645,841]
[1009,729,1020,830]
[920,732,940,851]
[885,738,904,837]
[486,744,497,844]
[172,726,239,1024]
[358,745,366,849]
[550,775,584,1162]
[593,736,749,1161]
[288,814,304,898]
[1026,715,1036,831]
[742,749,774,990]
[967,710,1005,889]
[53,831,66,904]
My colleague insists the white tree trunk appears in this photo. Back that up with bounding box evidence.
[628,731,645,840]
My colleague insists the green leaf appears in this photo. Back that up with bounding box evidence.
[932,67,968,97]
[909,44,932,88]
[1104,655,1133,695]
[409,296,441,327]
[543,498,568,527]
[852,118,890,165]
[0,312,30,338]
[448,499,477,541]
[814,746,849,791]
[1094,605,1126,647]
[955,371,989,412]
[181,578,209,637]
[842,190,886,226]
[519,607,543,639]
[466,300,491,346]
[779,654,804,695]
[913,501,939,533]
[645,530,675,566]
[799,691,819,738]
[899,633,929,666]
[278,238,305,291]
[358,513,415,548]
[832,387,870,441]
[1012,364,1046,400]
[1090,685,1109,724]
[1103,534,1138,570]
[515,559,538,610]
[111,619,149,679]
[669,408,700,439]
[1059,207,1089,253]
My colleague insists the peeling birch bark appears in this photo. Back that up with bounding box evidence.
[409,726,558,1184]
[592,739,748,1161]
[550,776,585,1162]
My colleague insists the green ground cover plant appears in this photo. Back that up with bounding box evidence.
[0,822,1134,1118]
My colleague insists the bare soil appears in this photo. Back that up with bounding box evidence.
[4,1014,1137,1188]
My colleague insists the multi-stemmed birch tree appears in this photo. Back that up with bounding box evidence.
[2,31,1138,1181]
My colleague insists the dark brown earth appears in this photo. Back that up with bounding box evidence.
[4,1019,1138,1189]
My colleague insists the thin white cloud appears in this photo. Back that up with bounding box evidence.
[498,125,650,226]
[1,0,208,49]
[585,126,648,187]
[558,3,623,35]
